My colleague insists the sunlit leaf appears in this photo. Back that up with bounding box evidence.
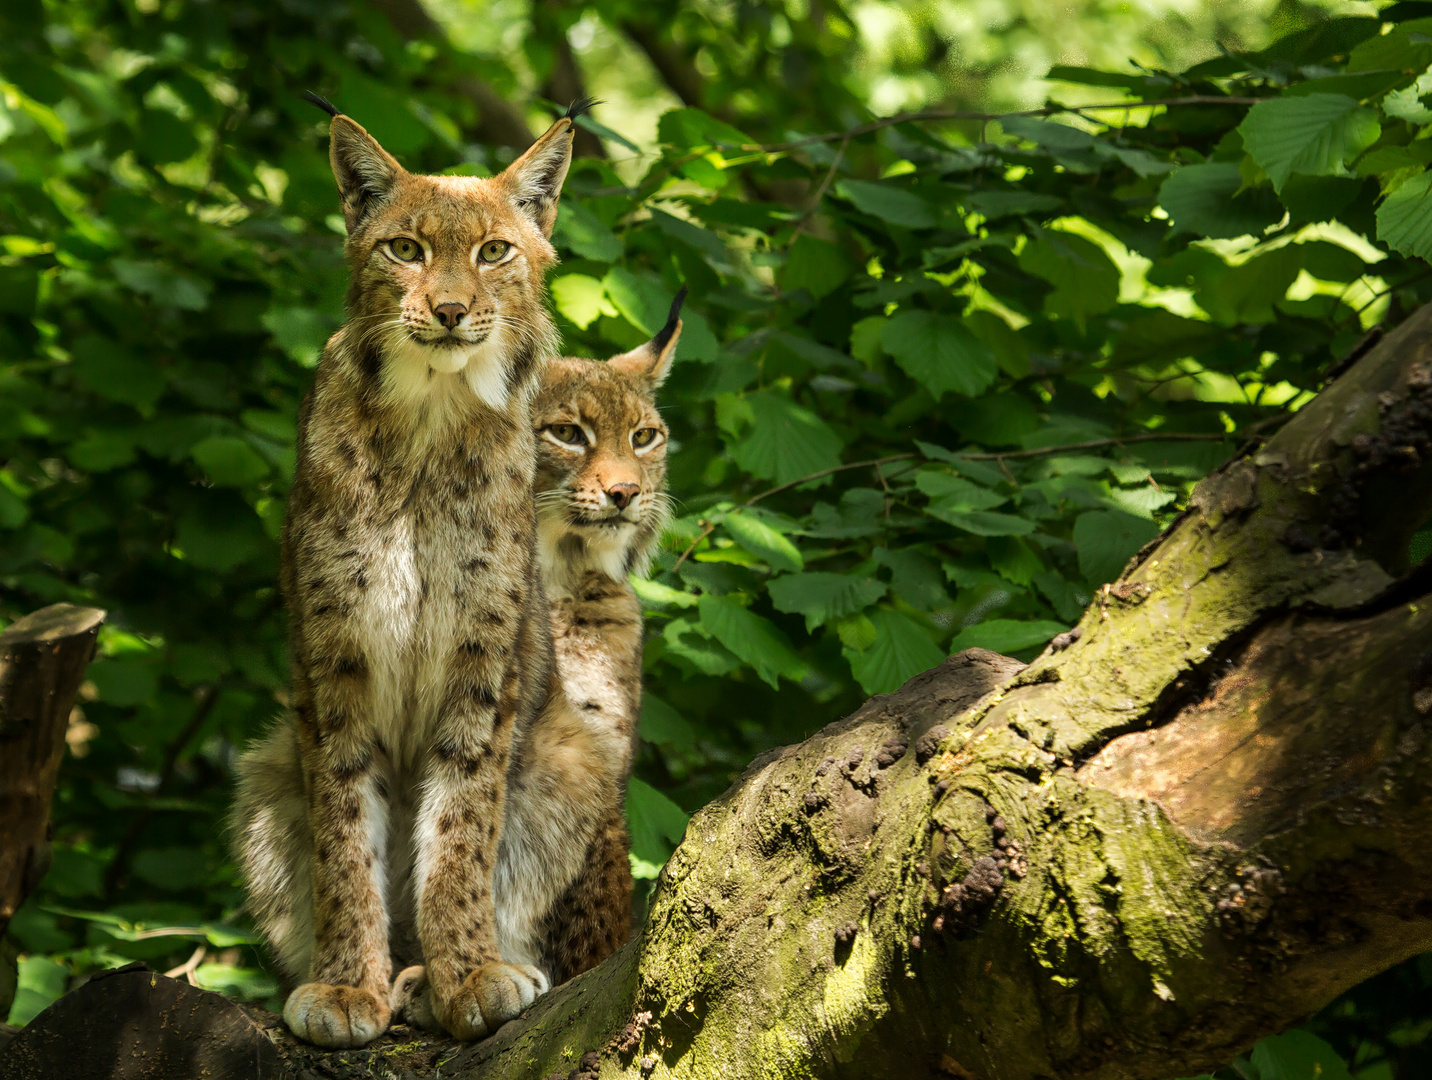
[698,594,808,688]
[722,510,803,572]
[948,618,1067,655]
[844,608,944,695]
[881,311,998,399]
[1238,93,1381,192]
[768,572,886,631]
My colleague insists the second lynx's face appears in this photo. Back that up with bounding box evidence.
[532,297,683,589]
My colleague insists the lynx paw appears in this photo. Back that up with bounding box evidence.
[390,965,441,1031]
[441,962,549,1040]
[284,982,391,1048]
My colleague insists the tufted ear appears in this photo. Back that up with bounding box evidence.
[609,287,686,389]
[498,99,595,237]
[328,114,404,232]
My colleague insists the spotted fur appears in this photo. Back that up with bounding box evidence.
[385,302,681,1025]
[230,108,580,1048]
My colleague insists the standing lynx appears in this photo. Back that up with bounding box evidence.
[389,297,682,1026]
[230,98,583,1049]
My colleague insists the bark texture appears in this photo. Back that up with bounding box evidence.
[5,307,1432,1078]
[0,603,105,935]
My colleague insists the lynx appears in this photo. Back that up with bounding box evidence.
[389,295,683,1026]
[231,97,587,1049]
[526,291,682,977]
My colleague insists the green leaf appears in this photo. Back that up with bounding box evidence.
[70,335,166,410]
[927,507,1035,537]
[658,108,754,150]
[1073,510,1160,585]
[1249,1031,1353,1080]
[783,234,853,299]
[1377,171,1432,261]
[722,510,803,572]
[837,179,939,228]
[112,259,210,311]
[916,471,1008,512]
[1237,93,1381,193]
[190,435,270,486]
[1017,232,1121,322]
[603,266,675,336]
[174,496,270,571]
[552,201,623,262]
[963,190,1064,219]
[629,576,699,608]
[876,547,949,610]
[948,618,1067,655]
[626,777,690,866]
[662,618,741,675]
[1159,162,1284,239]
[86,656,159,707]
[697,594,808,688]
[768,572,886,631]
[844,608,944,695]
[262,306,332,367]
[7,956,67,1027]
[881,311,998,399]
[639,694,696,751]
[551,273,612,329]
[730,391,843,485]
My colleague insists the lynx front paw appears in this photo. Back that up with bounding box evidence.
[390,965,441,1031]
[284,982,391,1048]
[441,962,549,1040]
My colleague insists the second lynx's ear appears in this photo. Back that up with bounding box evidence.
[500,100,595,238]
[609,287,686,388]
[328,115,406,231]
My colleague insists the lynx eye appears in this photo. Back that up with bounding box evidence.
[479,240,511,263]
[632,428,661,449]
[387,237,422,262]
[546,423,587,447]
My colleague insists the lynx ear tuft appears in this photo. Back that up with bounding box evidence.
[328,116,404,232]
[499,114,580,238]
[609,286,686,389]
[564,97,602,123]
[302,90,342,118]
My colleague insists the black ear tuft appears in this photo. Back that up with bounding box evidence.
[651,286,688,357]
[565,97,602,122]
[302,91,342,118]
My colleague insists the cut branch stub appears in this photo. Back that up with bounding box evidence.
[0,603,105,936]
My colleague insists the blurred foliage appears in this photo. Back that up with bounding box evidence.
[1,0,1430,1075]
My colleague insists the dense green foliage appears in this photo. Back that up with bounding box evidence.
[2,0,1431,1074]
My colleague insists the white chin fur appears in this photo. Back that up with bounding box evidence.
[384,329,510,412]
[538,509,637,595]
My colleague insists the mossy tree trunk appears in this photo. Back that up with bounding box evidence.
[7,310,1432,1080]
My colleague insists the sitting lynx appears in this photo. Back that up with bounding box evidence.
[530,291,683,978]
[390,295,683,1025]
[230,97,595,1048]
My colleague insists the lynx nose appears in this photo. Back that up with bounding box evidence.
[606,483,640,509]
[433,302,467,329]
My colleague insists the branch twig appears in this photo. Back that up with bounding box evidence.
[669,431,1240,570]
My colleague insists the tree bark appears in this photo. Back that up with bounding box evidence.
[0,603,105,935]
[5,306,1432,1078]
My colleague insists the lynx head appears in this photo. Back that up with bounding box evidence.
[533,290,685,593]
[320,96,591,413]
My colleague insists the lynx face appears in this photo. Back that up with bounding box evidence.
[533,293,684,592]
[330,111,575,413]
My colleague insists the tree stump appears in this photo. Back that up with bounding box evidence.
[0,603,105,1021]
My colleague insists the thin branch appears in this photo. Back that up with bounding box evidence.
[743,96,1262,155]
[790,134,850,242]
[102,685,222,901]
[163,945,207,985]
[669,432,1242,571]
